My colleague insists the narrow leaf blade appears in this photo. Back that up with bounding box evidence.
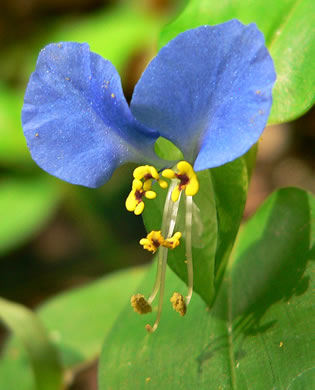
[0,298,63,390]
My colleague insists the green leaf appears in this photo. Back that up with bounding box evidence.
[99,187,315,389]
[39,266,148,368]
[159,0,315,123]
[211,157,248,292]
[0,298,63,390]
[0,266,148,390]
[154,137,184,161]
[0,176,60,256]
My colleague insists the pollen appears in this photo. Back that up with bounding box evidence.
[131,294,152,314]
[140,231,182,253]
[170,292,187,316]
[162,161,199,202]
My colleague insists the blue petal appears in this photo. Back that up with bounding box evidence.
[22,42,161,188]
[130,20,276,170]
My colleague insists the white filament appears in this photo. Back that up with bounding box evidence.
[147,181,181,331]
[148,181,179,304]
[185,195,193,305]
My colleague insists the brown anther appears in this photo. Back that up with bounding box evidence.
[170,292,187,316]
[131,294,152,314]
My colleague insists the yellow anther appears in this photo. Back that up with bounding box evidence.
[144,190,156,200]
[149,166,160,180]
[133,165,168,190]
[163,232,182,250]
[125,191,139,212]
[140,230,182,253]
[162,161,199,202]
[131,294,152,314]
[143,180,152,191]
[159,179,168,189]
[139,230,165,253]
[170,292,187,316]
[171,186,181,202]
[177,161,199,197]
[125,179,145,214]
[132,178,142,190]
[162,169,176,179]
[133,165,159,181]
[125,167,159,215]
[134,201,145,215]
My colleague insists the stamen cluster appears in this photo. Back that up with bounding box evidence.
[125,165,167,215]
[139,231,182,253]
[126,161,199,333]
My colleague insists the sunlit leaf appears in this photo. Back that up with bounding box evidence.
[99,188,315,389]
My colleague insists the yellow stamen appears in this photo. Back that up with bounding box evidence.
[163,232,182,250]
[125,165,170,215]
[144,191,156,200]
[158,179,168,189]
[133,165,168,190]
[170,292,187,316]
[131,294,152,314]
[162,169,176,179]
[143,180,152,191]
[139,231,165,253]
[162,161,199,202]
[125,178,157,215]
[134,201,145,215]
[139,230,182,253]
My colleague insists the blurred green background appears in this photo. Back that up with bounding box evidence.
[0,0,314,388]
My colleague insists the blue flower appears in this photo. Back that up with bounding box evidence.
[22,19,276,332]
[22,19,275,189]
